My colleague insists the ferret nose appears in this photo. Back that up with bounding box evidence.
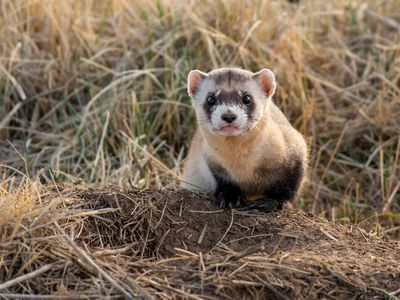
[221,112,237,123]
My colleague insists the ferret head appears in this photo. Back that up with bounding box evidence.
[187,67,276,136]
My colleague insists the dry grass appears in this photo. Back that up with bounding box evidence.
[0,0,399,240]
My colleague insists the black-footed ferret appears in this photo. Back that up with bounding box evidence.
[181,67,308,212]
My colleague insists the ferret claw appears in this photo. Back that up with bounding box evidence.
[213,191,246,209]
[246,199,283,213]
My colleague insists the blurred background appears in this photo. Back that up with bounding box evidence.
[0,0,399,239]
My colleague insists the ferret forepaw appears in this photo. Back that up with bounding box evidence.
[246,199,283,213]
[213,191,246,208]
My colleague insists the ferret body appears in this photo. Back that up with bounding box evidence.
[181,68,308,211]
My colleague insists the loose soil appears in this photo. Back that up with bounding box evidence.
[1,186,399,299]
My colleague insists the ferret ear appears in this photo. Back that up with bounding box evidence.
[252,68,276,98]
[187,70,207,97]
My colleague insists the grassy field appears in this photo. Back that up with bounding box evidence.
[0,0,399,242]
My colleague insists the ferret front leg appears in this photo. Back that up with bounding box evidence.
[248,158,304,212]
[245,179,297,212]
[213,181,246,208]
[207,160,246,208]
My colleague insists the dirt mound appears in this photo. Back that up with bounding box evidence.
[1,186,399,299]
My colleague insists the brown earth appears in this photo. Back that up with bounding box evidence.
[0,186,399,299]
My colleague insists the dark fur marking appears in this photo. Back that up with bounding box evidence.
[244,157,304,212]
[211,70,251,87]
[202,92,218,120]
[243,94,255,121]
[203,90,255,121]
[217,91,241,106]
[257,157,304,203]
[207,160,245,208]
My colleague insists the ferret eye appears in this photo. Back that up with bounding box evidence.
[242,94,252,105]
[207,95,217,106]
